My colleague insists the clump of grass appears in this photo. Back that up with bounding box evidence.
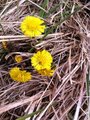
[0,0,90,120]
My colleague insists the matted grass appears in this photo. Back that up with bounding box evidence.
[0,0,90,120]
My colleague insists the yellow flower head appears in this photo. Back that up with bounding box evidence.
[31,50,53,71]
[15,55,23,63]
[38,69,54,77]
[20,16,46,37]
[9,67,32,82]
[2,41,7,50]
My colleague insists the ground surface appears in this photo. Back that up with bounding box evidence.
[0,0,90,120]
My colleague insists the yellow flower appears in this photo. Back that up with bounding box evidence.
[31,50,53,71]
[15,55,23,63]
[38,69,54,77]
[20,16,46,37]
[9,67,32,82]
[2,41,7,50]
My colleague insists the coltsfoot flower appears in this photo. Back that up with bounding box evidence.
[20,16,46,37]
[15,55,23,63]
[31,50,53,71]
[9,67,32,82]
[2,41,7,50]
[38,69,54,77]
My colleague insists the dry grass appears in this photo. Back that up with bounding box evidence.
[0,0,90,120]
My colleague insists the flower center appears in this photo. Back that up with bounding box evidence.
[38,61,42,65]
[27,24,37,31]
